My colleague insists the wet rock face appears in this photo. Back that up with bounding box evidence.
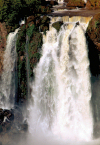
[0,109,4,124]
[0,109,14,125]
[67,0,85,8]
[86,0,100,10]
[0,107,28,132]
[0,107,28,145]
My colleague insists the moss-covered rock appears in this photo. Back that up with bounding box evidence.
[86,0,100,10]
[16,17,44,104]
[28,31,43,77]
[16,24,27,103]
[52,21,63,32]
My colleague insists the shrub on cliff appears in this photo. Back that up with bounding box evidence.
[39,16,50,34]
[86,13,100,50]
[86,13,100,76]
[86,0,100,10]
[67,0,85,7]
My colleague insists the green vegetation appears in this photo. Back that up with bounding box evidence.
[0,0,51,33]
[26,24,36,39]
[95,20,100,28]
[0,0,41,22]
[16,22,43,103]
[86,0,100,10]
[16,25,27,101]
[28,31,43,77]
[86,13,100,43]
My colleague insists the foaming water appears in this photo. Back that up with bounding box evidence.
[28,23,93,143]
[0,28,19,109]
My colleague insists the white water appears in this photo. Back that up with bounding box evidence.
[83,0,87,3]
[0,28,19,109]
[28,22,93,143]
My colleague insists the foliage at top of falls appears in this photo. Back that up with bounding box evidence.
[0,0,52,33]
[0,0,41,22]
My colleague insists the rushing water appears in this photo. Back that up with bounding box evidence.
[0,29,19,109]
[0,21,100,145]
[28,22,93,143]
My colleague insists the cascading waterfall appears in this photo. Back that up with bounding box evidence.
[0,28,19,109]
[28,22,93,142]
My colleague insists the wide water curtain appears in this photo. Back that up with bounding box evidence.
[29,22,93,141]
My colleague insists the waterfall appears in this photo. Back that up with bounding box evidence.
[0,28,19,109]
[28,22,93,142]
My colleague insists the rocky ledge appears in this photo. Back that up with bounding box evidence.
[49,8,100,17]
[0,107,28,145]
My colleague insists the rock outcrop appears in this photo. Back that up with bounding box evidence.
[0,23,7,78]
[52,21,63,32]
[0,107,28,145]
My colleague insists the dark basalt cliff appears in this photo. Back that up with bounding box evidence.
[86,13,100,76]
